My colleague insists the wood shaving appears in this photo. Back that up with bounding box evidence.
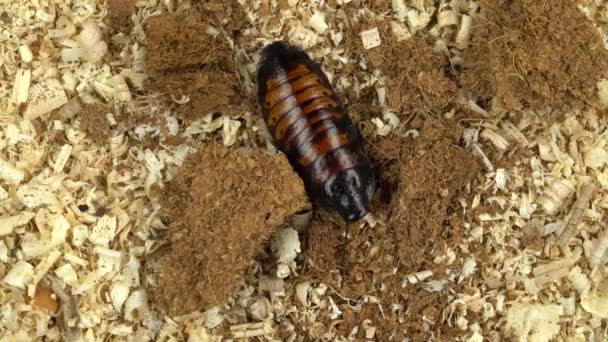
[360,27,382,49]
[537,178,576,215]
[589,228,608,268]
[505,303,563,341]
[24,79,68,120]
[598,78,608,109]
[581,274,608,318]
[11,69,31,106]
[558,178,594,245]
[390,21,412,42]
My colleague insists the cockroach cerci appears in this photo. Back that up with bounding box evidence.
[257,41,375,221]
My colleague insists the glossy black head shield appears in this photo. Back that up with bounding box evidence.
[320,164,375,221]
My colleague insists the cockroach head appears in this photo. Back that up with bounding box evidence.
[321,165,375,222]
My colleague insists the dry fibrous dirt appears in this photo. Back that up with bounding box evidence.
[461,0,608,112]
[371,33,457,115]
[390,120,481,273]
[144,12,246,122]
[106,0,136,33]
[146,146,308,316]
[79,103,111,144]
[300,120,481,340]
[191,0,248,32]
[343,19,457,116]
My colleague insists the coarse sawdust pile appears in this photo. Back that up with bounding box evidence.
[366,32,457,115]
[342,18,458,116]
[388,120,481,275]
[1,0,608,341]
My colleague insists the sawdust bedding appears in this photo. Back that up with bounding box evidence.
[1,0,608,341]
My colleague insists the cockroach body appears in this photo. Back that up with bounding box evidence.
[257,41,375,221]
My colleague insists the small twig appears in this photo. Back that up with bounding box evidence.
[48,276,80,342]
[558,178,594,246]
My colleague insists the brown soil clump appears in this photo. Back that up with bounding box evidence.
[191,0,248,32]
[461,0,608,112]
[300,120,480,340]
[144,11,244,121]
[304,214,343,275]
[147,146,309,316]
[106,0,136,32]
[144,13,231,73]
[374,34,457,116]
[366,0,393,14]
[79,103,110,144]
[147,70,238,120]
[390,120,481,273]
[345,19,457,116]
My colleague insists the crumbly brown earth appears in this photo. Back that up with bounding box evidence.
[191,0,248,32]
[300,120,481,340]
[79,103,110,144]
[371,33,457,116]
[146,146,309,316]
[343,18,457,116]
[461,0,608,112]
[144,11,247,122]
[106,0,136,33]
[390,120,481,273]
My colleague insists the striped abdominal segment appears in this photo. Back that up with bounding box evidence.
[265,64,310,89]
[297,128,349,167]
[266,84,333,126]
[264,73,323,108]
[263,65,352,169]
[274,98,341,144]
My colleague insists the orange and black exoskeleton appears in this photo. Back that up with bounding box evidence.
[257,41,375,221]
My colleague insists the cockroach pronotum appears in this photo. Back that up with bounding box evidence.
[257,41,375,221]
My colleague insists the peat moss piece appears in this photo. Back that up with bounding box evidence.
[346,19,457,116]
[79,103,110,144]
[147,146,308,316]
[191,0,248,32]
[372,34,457,116]
[106,0,136,33]
[461,0,608,112]
[144,12,242,121]
[301,120,481,340]
[390,120,481,273]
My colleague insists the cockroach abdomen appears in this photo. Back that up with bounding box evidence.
[257,41,375,221]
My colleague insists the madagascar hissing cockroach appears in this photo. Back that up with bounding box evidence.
[257,41,375,221]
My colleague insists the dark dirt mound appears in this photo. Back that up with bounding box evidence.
[343,17,457,117]
[79,103,110,144]
[369,33,457,116]
[144,11,247,122]
[106,0,136,33]
[191,0,248,32]
[300,119,481,340]
[390,120,481,273]
[146,146,309,316]
[461,0,608,112]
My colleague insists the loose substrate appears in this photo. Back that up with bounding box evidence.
[1,0,608,341]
